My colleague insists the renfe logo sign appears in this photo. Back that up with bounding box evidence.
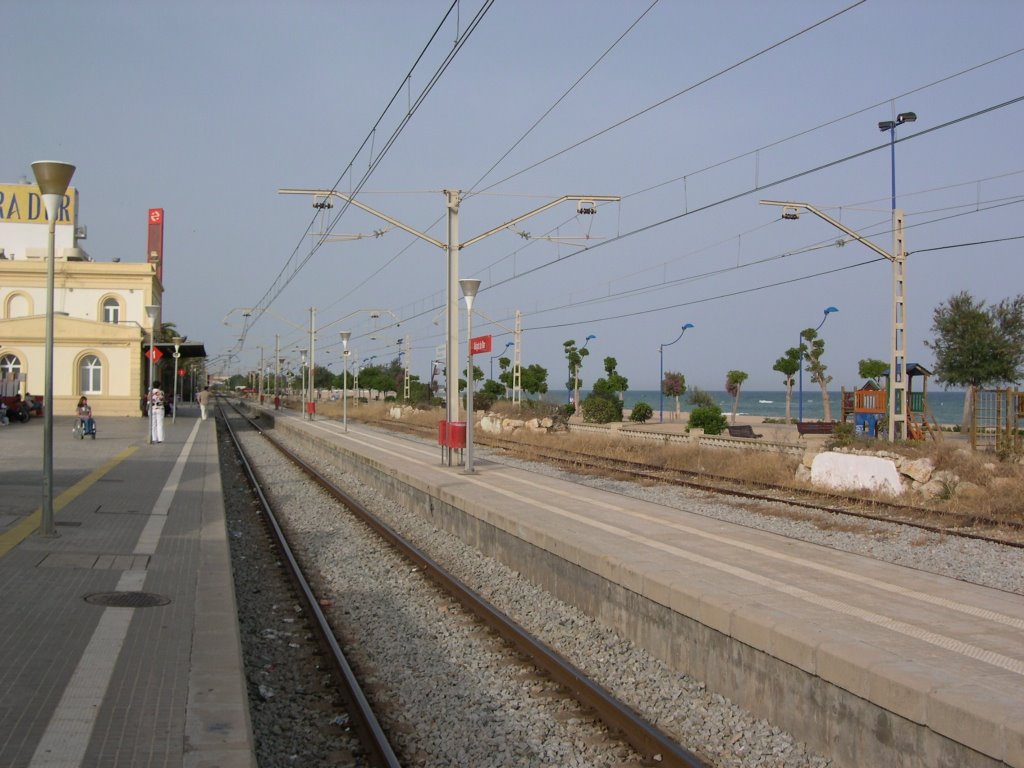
[469,335,492,355]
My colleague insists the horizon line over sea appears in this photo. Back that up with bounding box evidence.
[555,389,968,425]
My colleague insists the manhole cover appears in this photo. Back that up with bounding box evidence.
[84,591,171,608]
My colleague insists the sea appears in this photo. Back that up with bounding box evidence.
[560,389,968,425]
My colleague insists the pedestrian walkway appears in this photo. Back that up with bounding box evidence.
[0,406,255,768]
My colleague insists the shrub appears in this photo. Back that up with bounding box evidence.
[630,402,653,423]
[826,421,857,449]
[472,392,496,412]
[688,387,716,409]
[581,394,622,423]
[563,403,576,418]
[688,404,727,435]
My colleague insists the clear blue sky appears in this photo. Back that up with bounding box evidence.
[7,1,1024,391]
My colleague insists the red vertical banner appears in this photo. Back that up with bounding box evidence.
[147,208,164,283]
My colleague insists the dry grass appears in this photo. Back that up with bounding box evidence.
[294,396,1024,528]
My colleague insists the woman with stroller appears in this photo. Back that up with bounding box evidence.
[76,396,96,439]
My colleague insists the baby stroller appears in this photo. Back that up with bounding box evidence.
[74,415,97,439]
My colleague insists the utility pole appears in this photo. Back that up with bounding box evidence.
[761,200,907,440]
[279,189,619,446]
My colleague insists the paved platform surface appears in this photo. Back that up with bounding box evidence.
[0,407,255,768]
[266,407,1024,768]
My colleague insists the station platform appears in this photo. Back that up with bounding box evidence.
[261,406,1024,768]
[0,408,255,768]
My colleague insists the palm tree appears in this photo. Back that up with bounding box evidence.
[725,369,748,425]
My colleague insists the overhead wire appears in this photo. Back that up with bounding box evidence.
[236,0,494,350]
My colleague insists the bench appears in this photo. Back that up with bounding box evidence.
[727,424,762,439]
[797,421,835,437]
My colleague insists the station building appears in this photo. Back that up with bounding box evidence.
[0,179,202,417]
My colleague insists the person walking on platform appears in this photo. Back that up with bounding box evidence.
[198,386,211,421]
[149,384,165,443]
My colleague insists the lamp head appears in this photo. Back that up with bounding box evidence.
[585,334,597,341]
[878,120,896,132]
[459,278,481,299]
[145,304,160,321]
[824,306,839,315]
[339,331,351,350]
[896,111,917,124]
[31,161,76,197]
[682,323,694,330]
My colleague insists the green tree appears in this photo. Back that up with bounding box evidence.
[481,379,505,398]
[602,356,629,400]
[583,357,627,423]
[725,369,748,425]
[858,358,888,386]
[661,370,686,421]
[359,364,395,399]
[772,348,801,424]
[520,364,549,397]
[563,339,591,411]
[688,386,716,409]
[800,327,833,421]
[925,291,1024,430]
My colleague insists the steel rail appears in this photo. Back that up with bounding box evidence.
[217,401,402,768]
[231,401,708,768]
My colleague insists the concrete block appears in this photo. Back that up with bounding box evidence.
[811,451,903,495]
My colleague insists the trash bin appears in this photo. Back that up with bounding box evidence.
[438,420,449,446]
[306,401,316,415]
[448,421,467,449]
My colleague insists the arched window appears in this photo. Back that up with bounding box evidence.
[5,292,31,318]
[80,355,102,394]
[102,297,121,324]
[0,354,21,378]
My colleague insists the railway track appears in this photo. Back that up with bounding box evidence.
[363,417,1024,549]
[220,402,401,767]
[221,400,709,768]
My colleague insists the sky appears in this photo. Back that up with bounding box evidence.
[6,0,1024,392]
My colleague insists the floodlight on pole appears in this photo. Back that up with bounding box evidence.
[33,160,75,538]
[658,323,694,423]
[340,331,351,433]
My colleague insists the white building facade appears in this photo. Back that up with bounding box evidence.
[0,180,164,417]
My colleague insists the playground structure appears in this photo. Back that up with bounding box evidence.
[841,363,941,440]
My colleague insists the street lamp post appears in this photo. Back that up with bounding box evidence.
[878,111,916,212]
[798,307,838,423]
[459,279,481,473]
[299,349,307,414]
[171,336,182,423]
[340,331,351,433]
[658,323,694,423]
[32,160,75,538]
[145,304,160,445]
[490,341,514,383]
[574,334,596,416]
